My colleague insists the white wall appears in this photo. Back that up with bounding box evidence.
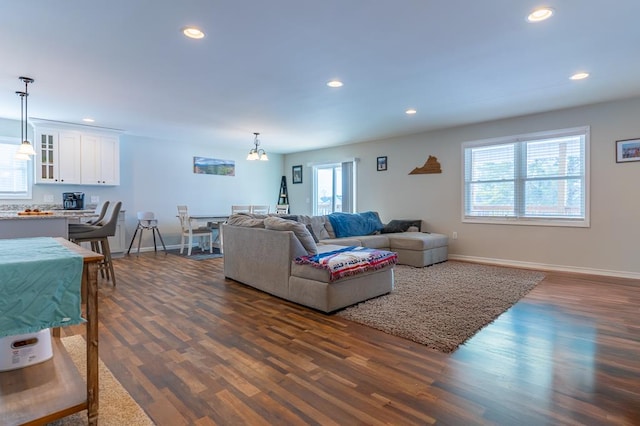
[284,97,640,277]
[119,134,283,247]
[0,119,284,248]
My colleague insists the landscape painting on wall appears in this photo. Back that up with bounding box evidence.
[193,157,235,176]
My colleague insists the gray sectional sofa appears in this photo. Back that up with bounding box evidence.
[222,212,448,313]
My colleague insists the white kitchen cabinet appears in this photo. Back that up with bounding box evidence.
[35,129,82,184]
[33,122,120,186]
[80,134,120,185]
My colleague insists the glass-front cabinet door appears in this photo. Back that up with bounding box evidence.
[36,131,56,183]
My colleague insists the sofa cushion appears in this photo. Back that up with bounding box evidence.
[388,233,449,250]
[381,219,422,234]
[354,234,390,249]
[327,211,384,238]
[319,237,363,247]
[264,216,318,255]
[226,214,265,228]
[306,224,319,243]
[296,215,331,240]
[324,219,336,238]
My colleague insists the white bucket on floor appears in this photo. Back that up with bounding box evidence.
[0,328,53,372]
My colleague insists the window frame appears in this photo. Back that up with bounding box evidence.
[0,137,33,200]
[461,126,590,228]
[311,159,357,216]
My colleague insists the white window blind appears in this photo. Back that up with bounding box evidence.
[463,127,589,227]
[0,141,32,199]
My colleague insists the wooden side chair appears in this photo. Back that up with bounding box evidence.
[231,205,251,214]
[177,205,212,256]
[250,205,270,214]
[275,204,289,214]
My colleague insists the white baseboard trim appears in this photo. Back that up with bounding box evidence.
[448,254,640,280]
[124,243,217,254]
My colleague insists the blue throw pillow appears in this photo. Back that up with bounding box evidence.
[328,211,384,238]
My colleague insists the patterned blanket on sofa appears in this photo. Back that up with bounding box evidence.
[294,246,397,282]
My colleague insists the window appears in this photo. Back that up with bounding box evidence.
[313,160,356,215]
[462,126,589,227]
[0,140,32,200]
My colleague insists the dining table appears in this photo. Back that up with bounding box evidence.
[185,214,229,253]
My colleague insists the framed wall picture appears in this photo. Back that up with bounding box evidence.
[193,157,235,176]
[377,156,388,171]
[616,138,640,163]
[292,165,303,184]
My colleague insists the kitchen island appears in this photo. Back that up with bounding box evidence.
[0,211,97,239]
[0,237,102,425]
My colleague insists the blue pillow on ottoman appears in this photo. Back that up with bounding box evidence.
[328,211,384,238]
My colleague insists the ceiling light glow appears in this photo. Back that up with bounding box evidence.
[405,109,417,115]
[182,26,205,39]
[527,7,554,22]
[327,80,343,88]
[570,72,590,80]
[82,118,95,123]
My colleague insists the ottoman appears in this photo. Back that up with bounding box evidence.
[387,232,448,267]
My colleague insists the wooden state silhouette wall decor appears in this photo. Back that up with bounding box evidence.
[409,155,442,175]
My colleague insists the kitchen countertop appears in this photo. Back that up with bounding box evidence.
[0,211,98,219]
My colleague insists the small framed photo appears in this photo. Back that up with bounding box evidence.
[292,165,303,184]
[377,156,388,171]
[616,138,640,163]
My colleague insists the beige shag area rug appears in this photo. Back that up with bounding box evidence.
[337,261,545,353]
[47,335,154,426]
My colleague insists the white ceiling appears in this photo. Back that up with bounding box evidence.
[1,1,639,154]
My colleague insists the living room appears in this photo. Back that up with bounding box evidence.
[1,94,638,278]
[1,2,639,425]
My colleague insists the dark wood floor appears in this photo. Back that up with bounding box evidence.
[66,253,640,425]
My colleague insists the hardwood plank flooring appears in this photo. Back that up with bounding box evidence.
[63,253,640,425]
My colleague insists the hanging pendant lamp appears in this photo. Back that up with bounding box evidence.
[16,76,36,157]
[246,132,269,161]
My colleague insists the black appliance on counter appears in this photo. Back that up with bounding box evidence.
[63,192,85,210]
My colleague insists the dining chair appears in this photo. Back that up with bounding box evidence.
[231,205,251,214]
[275,204,289,214]
[68,201,123,286]
[127,211,167,255]
[250,205,270,214]
[177,205,212,256]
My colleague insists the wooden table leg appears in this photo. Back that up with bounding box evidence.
[85,261,99,425]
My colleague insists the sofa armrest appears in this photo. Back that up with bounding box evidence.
[222,224,307,299]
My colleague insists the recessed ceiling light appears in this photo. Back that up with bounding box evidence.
[570,72,590,80]
[82,118,95,123]
[405,109,417,115]
[182,26,205,39]
[527,7,554,22]
[327,80,343,88]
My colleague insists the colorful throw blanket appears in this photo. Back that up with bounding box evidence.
[295,246,397,282]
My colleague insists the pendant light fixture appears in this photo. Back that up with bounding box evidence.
[246,132,269,161]
[16,76,36,157]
